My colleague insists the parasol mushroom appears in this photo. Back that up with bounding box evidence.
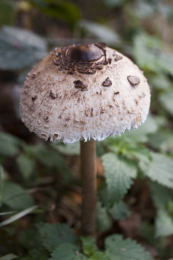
[20,42,150,236]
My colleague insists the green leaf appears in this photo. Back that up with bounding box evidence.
[27,248,48,260]
[133,33,173,75]
[109,201,130,220]
[132,147,151,170]
[97,202,112,232]
[17,154,35,180]
[126,115,158,143]
[79,20,120,45]
[139,222,155,244]
[82,237,97,256]
[159,51,173,76]
[0,0,16,26]
[102,153,137,203]
[24,145,57,167]
[134,2,154,19]
[0,254,17,260]
[18,227,42,250]
[2,181,34,210]
[25,144,73,183]
[150,182,172,209]
[82,237,107,260]
[31,0,80,28]
[15,257,31,260]
[0,205,37,227]
[143,153,173,189]
[133,31,173,75]
[105,234,153,260]
[107,135,151,164]
[54,142,80,155]
[150,74,171,90]
[88,252,108,260]
[0,133,21,157]
[0,211,14,216]
[0,26,47,70]
[37,223,77,252]
[133,33,162,73]
[104,0,126,8]
[149,130,173,153]
[160,91,173,115]
[49,243,84,260]
[155,209,173,237]
[0,165,6,205]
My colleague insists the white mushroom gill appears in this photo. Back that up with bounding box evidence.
[20,43,150,143]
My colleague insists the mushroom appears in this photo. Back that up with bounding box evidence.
[20,43,150,236]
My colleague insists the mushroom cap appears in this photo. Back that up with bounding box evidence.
[20,43,150,143]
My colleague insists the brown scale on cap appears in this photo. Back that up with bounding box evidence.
[113,53,123,61]
[100,107,105,114]
[32,95,37,102]
[41,133,47,139]
[31,73,37,79]
[90,108,94,117]
[73,80,87,91]
[49,90,56,99]
[102,77,112,87]
[44,116,49,122]
[53,134,59,140]
[138,92,146,99]
[53,43,108,75]
[127,76,140,86]
[134,99,139,105]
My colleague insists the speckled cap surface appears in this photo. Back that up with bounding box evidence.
[20,43,150,143]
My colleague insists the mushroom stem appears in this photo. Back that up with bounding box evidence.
[80,139,97,236]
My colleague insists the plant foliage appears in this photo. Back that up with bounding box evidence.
[0,0,173,259]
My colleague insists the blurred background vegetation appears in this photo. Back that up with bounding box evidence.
[0,0,173,259]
